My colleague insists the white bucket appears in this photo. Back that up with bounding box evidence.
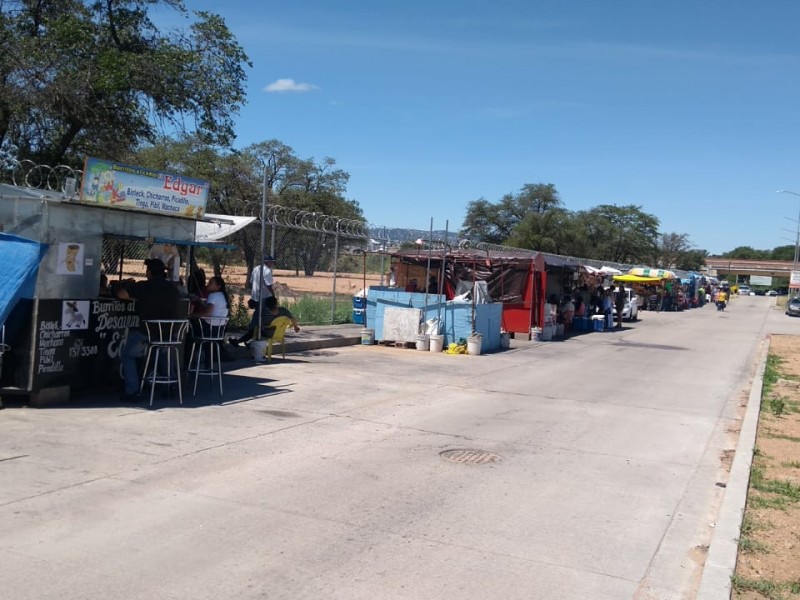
[467,334,482,356]
[360,328,375,345]
[500,332,511,350]
[429,334,444,353]
[250,339,268,362]
[531,327,542,341]
[416,334,429,351]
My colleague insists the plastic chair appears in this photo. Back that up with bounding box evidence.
[141,320,189,407]
[186,317,228,397]
[264,316,293,361]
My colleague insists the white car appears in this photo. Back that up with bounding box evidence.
[612,287,639,321]
[738,285,752,295]
[766,290,778,297]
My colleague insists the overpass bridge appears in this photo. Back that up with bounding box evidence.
[705,257,794,281]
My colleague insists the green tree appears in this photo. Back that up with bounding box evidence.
[674,248,708,271]
[656,233,692,268]
[506,208,579,254]
[241,140,364,276]
[720,246,771,260]
[461,183,562,244]
[770,245,795,261]
[573,204,660,264]
[0,0,250,165]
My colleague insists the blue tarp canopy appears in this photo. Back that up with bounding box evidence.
[0,233,48,327]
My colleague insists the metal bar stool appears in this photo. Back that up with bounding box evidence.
[141,320,189,407]
[186,317,228,396]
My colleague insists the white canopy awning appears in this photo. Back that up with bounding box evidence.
[195,213,256,242]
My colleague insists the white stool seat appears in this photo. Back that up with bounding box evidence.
[187,317,228,397]
[141,320,189,407]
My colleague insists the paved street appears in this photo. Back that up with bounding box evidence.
[1,296,797,599]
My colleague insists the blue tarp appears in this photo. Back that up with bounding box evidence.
[0,233,48,327]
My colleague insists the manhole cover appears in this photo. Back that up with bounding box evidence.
[440,449,501,465]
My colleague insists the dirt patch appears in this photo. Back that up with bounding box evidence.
[733,334,800,599]
[214,265,382,298]
[119,260,384,299]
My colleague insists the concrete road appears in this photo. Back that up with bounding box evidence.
[2,296,797,599]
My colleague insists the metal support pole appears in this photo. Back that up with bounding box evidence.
[256,165,267,341]
[778,190,800,293]
[794,202,800,276]
[422,218,433,326]
[331,220,341,324]
[379,227,386,286]
[438,221,449,336]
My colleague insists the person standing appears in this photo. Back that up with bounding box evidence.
[603,288,614,330]
[615,285,626,329]
[115,258,182,402]
[230,256,276,347]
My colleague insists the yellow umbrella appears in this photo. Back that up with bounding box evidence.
[627,267,676,279]
[613,274,664,284]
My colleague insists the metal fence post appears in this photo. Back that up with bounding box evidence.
[379,226,386,286]
[256,164,267,341]
[331,220,341,324]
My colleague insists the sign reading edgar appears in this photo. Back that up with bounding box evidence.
[80,157,208,220]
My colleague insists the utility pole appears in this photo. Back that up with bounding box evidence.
[778,190,800,292]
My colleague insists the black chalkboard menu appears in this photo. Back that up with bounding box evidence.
[32,299,140,391]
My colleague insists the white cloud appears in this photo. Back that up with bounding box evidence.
[264,78,319,93]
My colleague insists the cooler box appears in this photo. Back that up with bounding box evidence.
[353,308,365,324]
[353,296,366,309]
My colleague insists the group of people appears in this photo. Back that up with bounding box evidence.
[551,284,628,333]
[112,254,299,403]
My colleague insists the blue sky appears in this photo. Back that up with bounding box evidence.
[172,1,800,255]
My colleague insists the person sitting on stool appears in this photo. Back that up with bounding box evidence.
[114,258,181,402]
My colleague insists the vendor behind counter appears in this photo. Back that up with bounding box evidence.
[112,258,184,322]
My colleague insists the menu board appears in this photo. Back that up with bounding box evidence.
[33,299,140,391]
[79,157,209,220]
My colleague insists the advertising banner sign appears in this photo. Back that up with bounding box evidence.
[80,157,208,220]
[750,275,773,287]
[791,271,800,289]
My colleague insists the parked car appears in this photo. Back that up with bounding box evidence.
[766,290,778,296]
[786,297,800,317]
[738,285,752,295]
[612,287,639,321]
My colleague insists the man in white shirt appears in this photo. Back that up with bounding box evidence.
[250,255,275,302]
[230,256,276,346]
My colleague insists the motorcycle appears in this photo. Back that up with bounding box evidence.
[716,300,726,311]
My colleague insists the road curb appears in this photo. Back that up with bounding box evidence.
[226,333,361,360]
[696,338,769,599]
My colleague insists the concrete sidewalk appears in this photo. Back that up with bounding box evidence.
[2,298,794,599]
[225,323,363,358]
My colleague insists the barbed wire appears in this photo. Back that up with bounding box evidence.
[261,205,370,239]
[1,158,634,271]
[0,159,83,193]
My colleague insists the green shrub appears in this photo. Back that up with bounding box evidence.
[770,396,787,417]
[228,292,250,329]
[291,295,353,325]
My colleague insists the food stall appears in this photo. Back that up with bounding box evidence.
[364,249,546,349]
[0,157,215,406]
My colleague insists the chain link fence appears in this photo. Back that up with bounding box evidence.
[3,158,634,328]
